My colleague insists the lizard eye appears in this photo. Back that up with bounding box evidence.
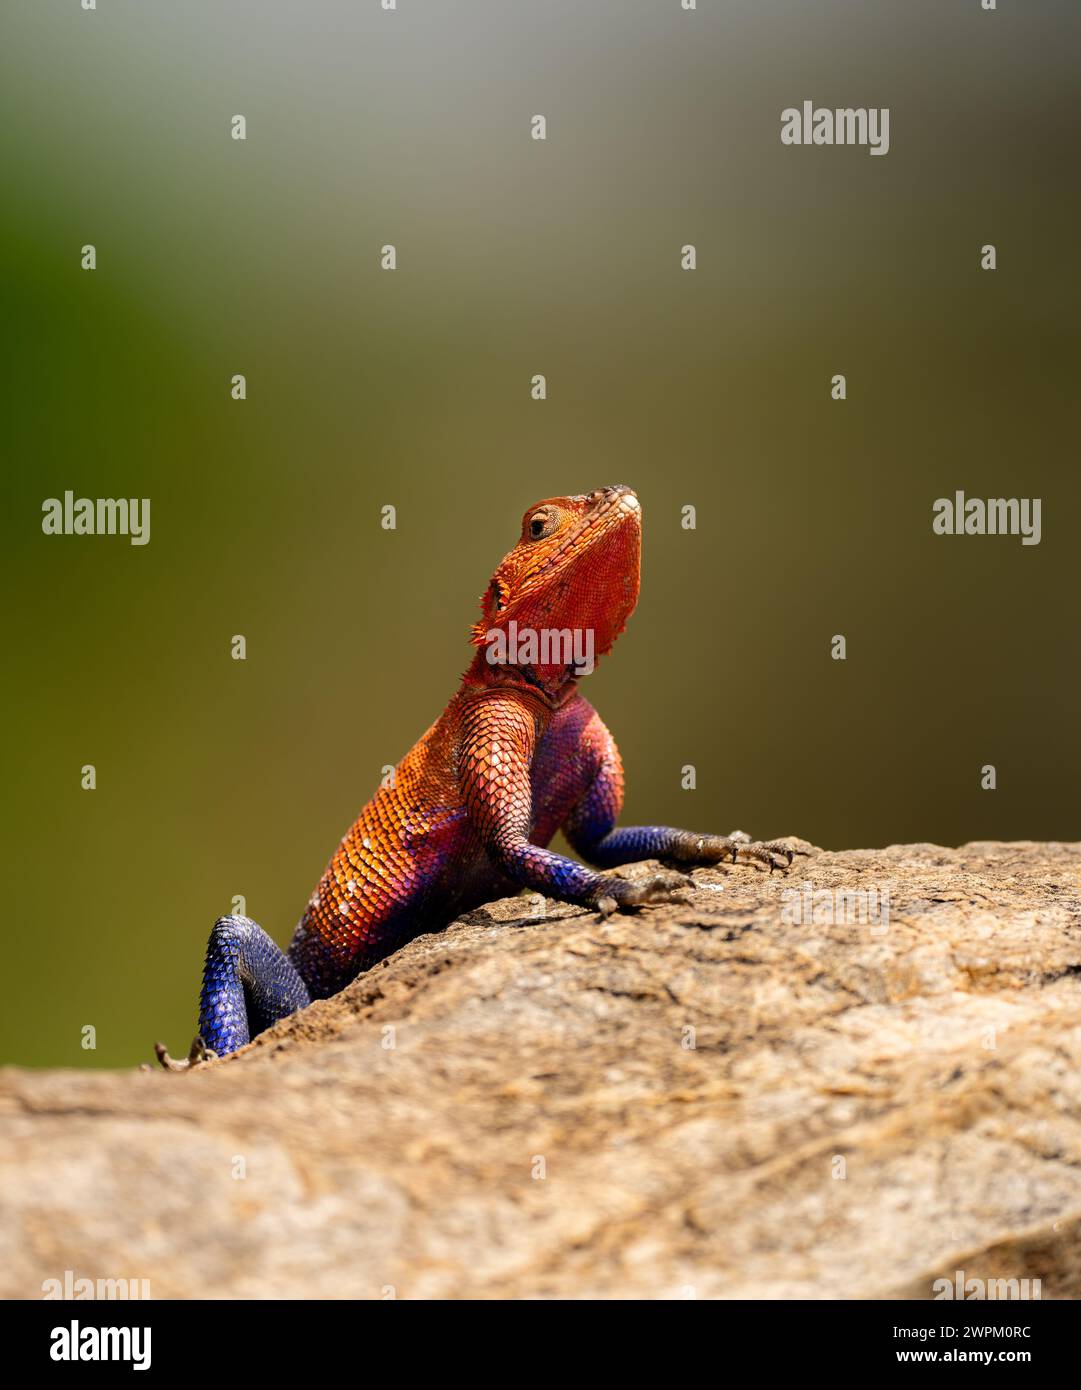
[528,510,553,540]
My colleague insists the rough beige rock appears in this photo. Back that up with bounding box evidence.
[3,841,1081,1300]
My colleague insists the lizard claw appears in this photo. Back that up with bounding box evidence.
[694,832,811,874]
[154,1036,217,1072]
[596,870,694,915]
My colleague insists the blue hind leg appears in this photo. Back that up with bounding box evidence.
[198,914,311,1054]
[156,915,311,1069]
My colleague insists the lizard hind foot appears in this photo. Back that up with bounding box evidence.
[154,1035,217,1073]
[596,870,694,916]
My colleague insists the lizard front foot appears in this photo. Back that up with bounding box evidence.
[594,870,694,917]
[691,830,811,874]
[154,1035,217,1073]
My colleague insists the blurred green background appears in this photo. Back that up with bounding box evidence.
[3,1,1078,1066]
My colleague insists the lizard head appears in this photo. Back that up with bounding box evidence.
[471,485,641,668]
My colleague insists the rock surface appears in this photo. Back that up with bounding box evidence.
[3,841,1081,1300]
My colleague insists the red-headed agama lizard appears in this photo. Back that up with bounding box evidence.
[157,485,806,1068]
